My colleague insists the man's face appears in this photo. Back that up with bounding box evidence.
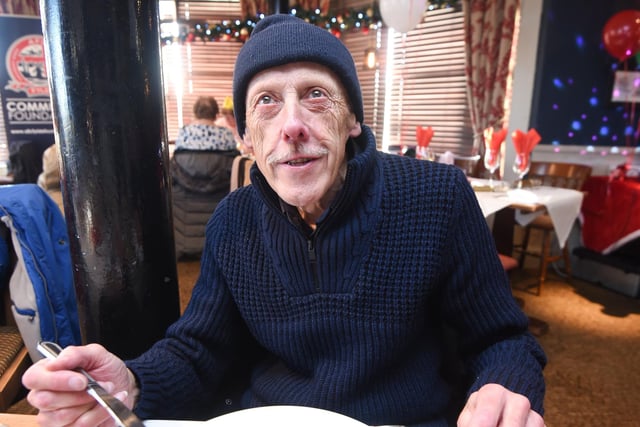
[243,62,362,215]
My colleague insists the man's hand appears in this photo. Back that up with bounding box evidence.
[457,383,544,427]
[22,343,137,427]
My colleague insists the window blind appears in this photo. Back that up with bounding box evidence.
[178,0,241,22]
[162,42,241,141]
[381,6,473,155]
[162,1,243,142]
[342,26,386,147]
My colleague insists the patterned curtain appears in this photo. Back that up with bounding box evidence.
[463,0,520,156]
[0,0,39,15]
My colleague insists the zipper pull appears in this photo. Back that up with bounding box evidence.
[307,239,320,292]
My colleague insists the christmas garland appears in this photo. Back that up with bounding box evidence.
[162,1,461,45]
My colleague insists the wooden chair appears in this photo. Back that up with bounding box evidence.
[498,253,550,336]
[499,253,523,305]
[453,154,481,178]
[498,253,519,272]
[1,280,31,411]
[517,161,592,295]
[230,155,255,191]
[0,325,30,411]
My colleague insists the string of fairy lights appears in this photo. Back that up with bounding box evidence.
[161,1,461,45]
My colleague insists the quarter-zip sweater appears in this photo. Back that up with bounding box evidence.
[127,125,546,426]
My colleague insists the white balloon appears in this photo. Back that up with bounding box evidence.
[379,0,427,33]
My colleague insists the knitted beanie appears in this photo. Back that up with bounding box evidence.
[232,14,364,137]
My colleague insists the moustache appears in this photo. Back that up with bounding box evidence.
[267,146,330,165]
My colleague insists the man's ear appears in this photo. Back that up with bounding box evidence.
[349,120,362,138]
[243,130,253,149]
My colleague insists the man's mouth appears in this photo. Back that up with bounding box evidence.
[286,158,314,166]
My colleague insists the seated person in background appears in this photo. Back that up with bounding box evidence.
[171,96,239,259]
[36,143,64,213]
[23,15,546,427]
[175,95,236,151]
[215,96,251,155]
[8,140,51,184]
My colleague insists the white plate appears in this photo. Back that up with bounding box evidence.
[144,405,368,427]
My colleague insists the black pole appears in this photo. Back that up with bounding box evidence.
[40,0,180,359]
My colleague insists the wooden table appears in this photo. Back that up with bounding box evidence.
[0,413,37,427]
[473,187,546,255]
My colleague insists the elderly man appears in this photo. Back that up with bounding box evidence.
[23,14,546,427]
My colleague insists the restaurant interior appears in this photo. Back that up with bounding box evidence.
[0,0,639,426]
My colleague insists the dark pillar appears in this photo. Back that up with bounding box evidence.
[40,0,180,359]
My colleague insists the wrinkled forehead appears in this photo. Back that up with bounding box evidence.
[246,62,349,101]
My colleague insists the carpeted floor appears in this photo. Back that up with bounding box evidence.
[511,267,640,427]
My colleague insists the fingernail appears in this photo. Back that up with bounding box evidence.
[69,376,85,390]
[114,390,129,402]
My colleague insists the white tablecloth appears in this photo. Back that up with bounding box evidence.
[472,183,584,247]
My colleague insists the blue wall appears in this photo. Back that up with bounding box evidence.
[530,0,640,148]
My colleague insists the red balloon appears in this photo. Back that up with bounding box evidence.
[602,10,640,61]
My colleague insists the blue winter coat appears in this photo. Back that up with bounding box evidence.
[0,184,81,360]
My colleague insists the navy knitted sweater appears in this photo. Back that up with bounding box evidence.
[127,126,546,426]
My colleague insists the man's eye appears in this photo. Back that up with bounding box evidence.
[309,89,324,98]
[258,95,272,105]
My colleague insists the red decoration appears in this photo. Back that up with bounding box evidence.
[482,127,506,167]
[415,126,435,160]
[609,163,629,182]
[484,127,507,151]
[511,128,541,173]
[416,126,434,147]
[602,10,640,62]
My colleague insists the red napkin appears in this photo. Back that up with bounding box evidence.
[416,126,434,147]
[484,127,507,151]
[511,128,541,154]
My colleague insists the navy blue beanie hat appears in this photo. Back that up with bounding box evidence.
[233,14,364,137]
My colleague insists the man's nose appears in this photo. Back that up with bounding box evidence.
[282,101,309,143]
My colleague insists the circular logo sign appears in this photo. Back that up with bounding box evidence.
[5,34,49,96]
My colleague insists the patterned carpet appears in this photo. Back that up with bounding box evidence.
[511,267,640,427]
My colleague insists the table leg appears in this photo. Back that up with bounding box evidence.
[492,208,550,336]
[492,207,516,255]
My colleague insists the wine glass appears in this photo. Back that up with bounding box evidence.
[483,148,501,187]
[416,145,436,161]
[512,152,531,188]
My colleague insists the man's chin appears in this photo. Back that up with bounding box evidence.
[279,188,321,209]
